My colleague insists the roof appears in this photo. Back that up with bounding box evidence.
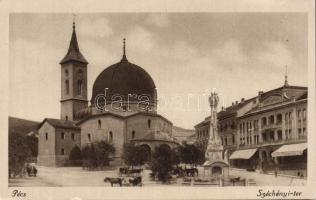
[217,97,256,119]
[203,160,229,167]
[60,23,88,64]
[271,143,307,157]
[229,148,257,159]
[76,111,172,125]
[133,130,179,144]
[194,120,210,128]
[38,118,80,130]
[9,116,40,136]
[91,59,156,104]
[242,85,307,117]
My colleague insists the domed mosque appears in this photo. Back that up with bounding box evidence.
[37,22,179,167]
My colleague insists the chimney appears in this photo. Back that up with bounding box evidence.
[232,102,234,106]
[241,98,245,102]
[235,101,238,105]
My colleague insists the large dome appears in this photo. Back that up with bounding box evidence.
[91,58,156,105]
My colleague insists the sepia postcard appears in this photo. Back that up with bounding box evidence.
[0,0,315,199]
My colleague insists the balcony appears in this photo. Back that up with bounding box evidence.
[261,123,281,130]
[237,138,307,149]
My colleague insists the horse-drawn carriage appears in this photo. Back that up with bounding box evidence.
[104,176,142,187]
[171,166,199,177]
[104,167,143,187]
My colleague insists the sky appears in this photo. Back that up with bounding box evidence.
[9,13,308,129]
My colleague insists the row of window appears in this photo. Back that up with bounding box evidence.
[45,132,76,141]
[239,109,307,134]
[65,79,82,95]
[86,130,137,143]
[196,129,209,139]
[240,135,259,146]
[97,119,151,129]
[218,121,236,132]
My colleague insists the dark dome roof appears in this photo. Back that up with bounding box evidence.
[91,59,156,104]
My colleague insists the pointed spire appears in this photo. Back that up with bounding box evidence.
[284,65,289,86]
[60,19,88,64]
[121,38,128,62]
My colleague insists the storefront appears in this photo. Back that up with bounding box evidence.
[271,143,307,177]
[229,148,259,170]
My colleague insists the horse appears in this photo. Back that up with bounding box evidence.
[129,176,142,186]
[104,177,123,187]
[184,168,198,177]
[172,167,184,177]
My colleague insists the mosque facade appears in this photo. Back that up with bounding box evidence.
[37,22,178,167]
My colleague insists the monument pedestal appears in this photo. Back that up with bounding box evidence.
[202,92,229,181]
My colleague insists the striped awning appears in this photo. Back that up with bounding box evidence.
[229,149,257,160]
[271,143,307,157]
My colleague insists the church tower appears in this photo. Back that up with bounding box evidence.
[59,21,88,121]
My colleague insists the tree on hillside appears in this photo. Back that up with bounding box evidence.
[25,136,38,158]
[9,132,33,178]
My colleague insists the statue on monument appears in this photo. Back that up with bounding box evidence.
[205,92,224,162]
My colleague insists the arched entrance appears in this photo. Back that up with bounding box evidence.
[212,166,222,175]
[159,144,171,151]
[139,144,152,162]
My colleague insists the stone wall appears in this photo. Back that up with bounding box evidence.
[37,122,56,166]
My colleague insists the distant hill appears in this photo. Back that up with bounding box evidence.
[172,126,195,143]
[9,116,40,136]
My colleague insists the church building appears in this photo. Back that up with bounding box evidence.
[37,22,178,167]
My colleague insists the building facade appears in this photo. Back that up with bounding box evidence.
[195,80,308,177]
[37,22,179,167]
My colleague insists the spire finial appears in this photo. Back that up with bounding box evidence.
[123,38,126,56]
[284,65,289,86]
[72,14,76,29]
[121,38,128,62]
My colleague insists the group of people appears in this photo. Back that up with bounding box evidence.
[25,164,38,177]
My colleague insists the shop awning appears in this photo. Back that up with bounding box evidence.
[271,143,307,157]
[229,149,257,159]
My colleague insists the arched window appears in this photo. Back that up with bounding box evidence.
[109,131,113,142]
[65,69,69,76]
[88,133,91,142]
[65,80,69,94]
[78,69,83,75]
[132,131,135,139]
[148,119,151,128]
[77,80,82,95]
[98,120,101,129]
[61,148,65,155]
[61,132,65,140]
[65,116,68,120]
[45,132,48,140]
